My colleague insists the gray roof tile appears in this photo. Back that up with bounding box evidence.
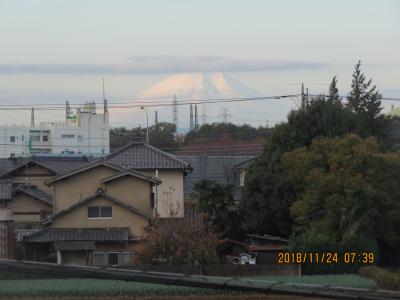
[14,186,53,206]
[107,142,191,170]
[24,227,130,242]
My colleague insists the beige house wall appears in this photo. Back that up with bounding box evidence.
[142,169,184,218]
[7,194,51,223]
[104,176,152,215]
[52,166,118,213]
[51,196,150,238]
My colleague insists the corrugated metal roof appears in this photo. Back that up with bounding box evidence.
[0,180,12,200]
[177,155,254,197]
[107,142,191,170]
[24,227,130,242]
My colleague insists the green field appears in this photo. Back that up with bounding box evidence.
[240,274,377,289]
[0,278,238,298]
[0,275,377,298]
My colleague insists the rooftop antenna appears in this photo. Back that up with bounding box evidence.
[172,94,178,127]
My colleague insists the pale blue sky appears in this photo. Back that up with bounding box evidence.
[0,0,399,127]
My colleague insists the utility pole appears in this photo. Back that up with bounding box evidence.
[306,88,309,106]
[172,94,178,127]
[301,83,306,108]
[190,104,193,130]
[194,104,199,130]
[141,107,149,144]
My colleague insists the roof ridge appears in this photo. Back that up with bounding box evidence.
[45,159,125,186]
[144,143,190,166]
[46,190,150,224]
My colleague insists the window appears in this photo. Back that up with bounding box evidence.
[30,135,40,142]
[108,252,119,266]
[93,252,106,266]
[21,135,24,142]
[77,135,83,143]
[10,136,15,143]
[42,135,49,142]
[87,206,112,218]
[61,134,75,139]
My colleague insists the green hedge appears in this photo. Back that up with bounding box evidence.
[359,266,400,290]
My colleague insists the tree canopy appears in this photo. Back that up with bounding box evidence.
[110,122,178,152]
[191,179,243,239]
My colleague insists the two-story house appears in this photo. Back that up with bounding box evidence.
[106,142,192,218]
[24,160,160,266]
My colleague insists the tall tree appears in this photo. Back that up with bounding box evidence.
[240,97,359,237]
[191,179,243,239]
[328,76,341,104]
[283,134,400,265]
[347,60,382,118]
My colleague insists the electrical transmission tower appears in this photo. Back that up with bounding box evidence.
[219,108,231,123]
[201,105,206,125]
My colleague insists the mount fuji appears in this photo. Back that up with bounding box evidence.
[110,72,291,129]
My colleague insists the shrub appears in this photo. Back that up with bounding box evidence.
[359,266,400,290]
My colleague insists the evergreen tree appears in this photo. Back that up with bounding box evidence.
[347,60,382,118]
[328,76,341,104]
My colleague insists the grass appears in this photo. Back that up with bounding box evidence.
[0,279,240,298]
[240,274,378,289]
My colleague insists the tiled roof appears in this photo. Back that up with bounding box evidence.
[0,155,93,177]
[24,227,130,242]
[107,142,191,171]
[14,186,53,206]
[0,180,12,200]
[45,190,150,225]
[102,170,161,185]
[45,160,124,186]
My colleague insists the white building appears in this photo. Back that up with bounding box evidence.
[0,102,109,158]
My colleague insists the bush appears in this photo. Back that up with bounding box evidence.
[359,266,400,290]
